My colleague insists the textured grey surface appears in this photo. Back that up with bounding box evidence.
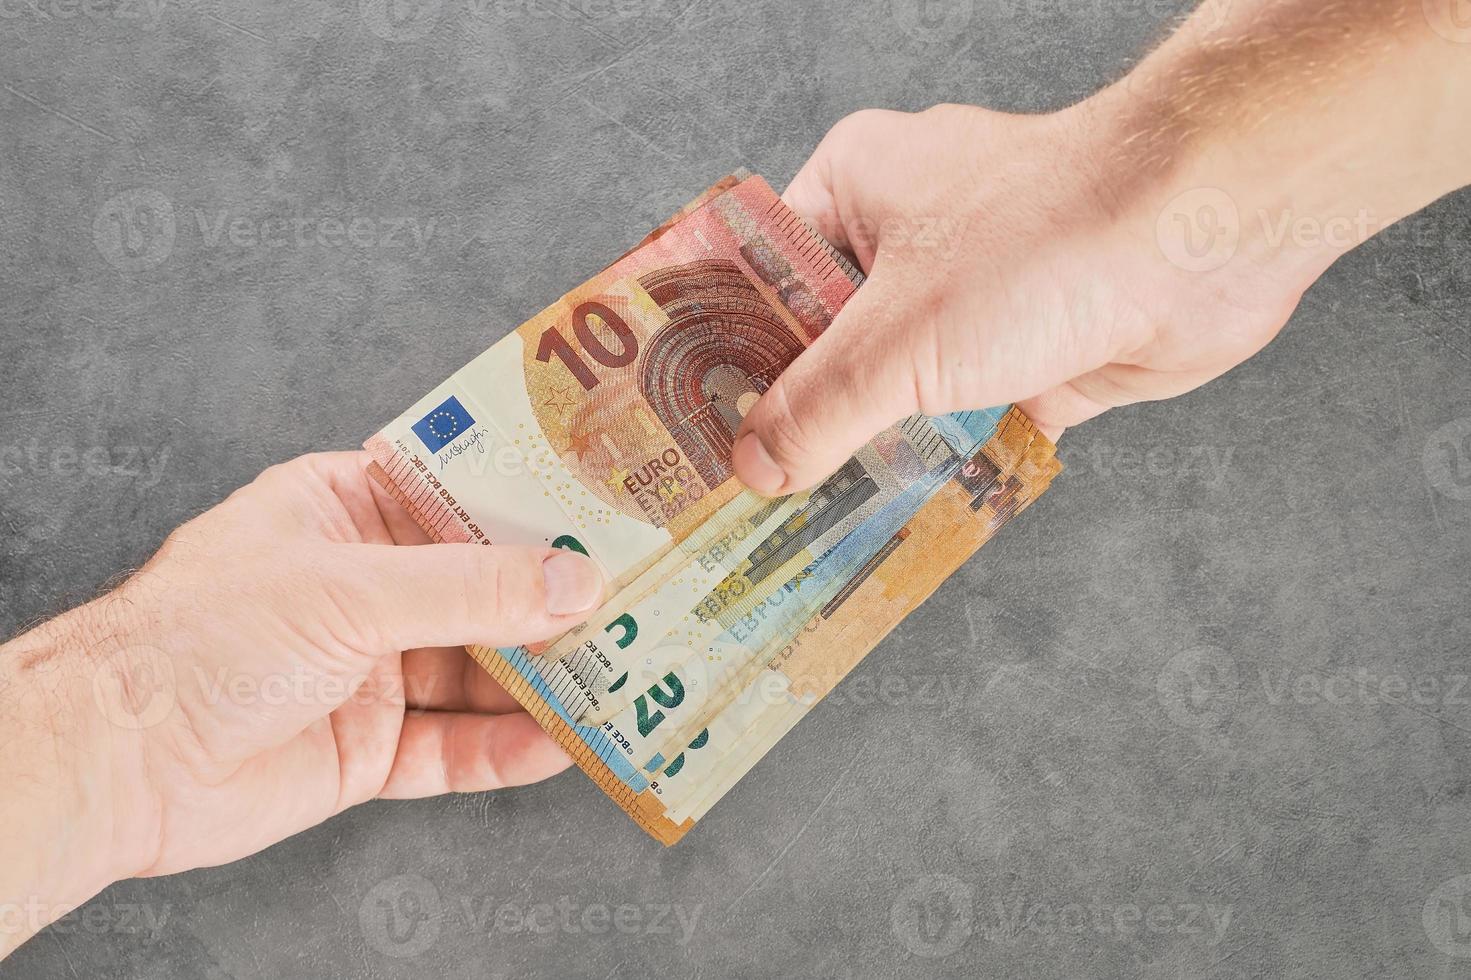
[2,0,1470,977]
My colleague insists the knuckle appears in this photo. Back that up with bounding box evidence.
[920,102,969,121]
[258,454,312,487]
[154,519,203,564]
[829,108,903,147]
[920,102,997,131]
[253,452,333,497]
[903,303,966,416]
[465,548,536,624]
[756,379,818,469]
[315,553,379,647]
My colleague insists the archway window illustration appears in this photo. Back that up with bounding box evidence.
[638,259,806,488]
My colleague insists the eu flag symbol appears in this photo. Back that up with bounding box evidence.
[411,396,476,452]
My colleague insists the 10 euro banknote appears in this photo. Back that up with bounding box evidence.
[364,172,1060,844]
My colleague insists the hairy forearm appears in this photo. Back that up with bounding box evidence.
[0,606,152,960]
[1091,0,1471,286]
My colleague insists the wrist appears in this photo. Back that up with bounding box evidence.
[1063,85,1338,300]
[1075,4,1471,296]
[0,593,163,957]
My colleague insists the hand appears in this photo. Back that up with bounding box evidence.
[732,101,1310,495]
[1,451,603,954]
[732,0,1471,496]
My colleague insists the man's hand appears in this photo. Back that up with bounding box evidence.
[733,102,1305,494]
[734,0,1471,496]
[1,451,603,957]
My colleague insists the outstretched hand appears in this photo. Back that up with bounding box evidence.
[733,0,1471,497]
[2,451,603,954]
[732,102,1308,496]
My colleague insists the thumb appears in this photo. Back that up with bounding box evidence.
[733,271,918,495]
[328,543,605,652]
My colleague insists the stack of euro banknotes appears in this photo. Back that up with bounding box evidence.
[365,172,1060,844]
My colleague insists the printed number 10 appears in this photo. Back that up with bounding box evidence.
[535,301,638,391]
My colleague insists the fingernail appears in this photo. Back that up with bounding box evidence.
[734,432,786,496]
[542,552,603,616]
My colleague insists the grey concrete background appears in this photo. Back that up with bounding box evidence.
[2,0,1469,977]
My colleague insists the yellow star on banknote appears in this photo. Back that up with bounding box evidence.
[543,386,576,415]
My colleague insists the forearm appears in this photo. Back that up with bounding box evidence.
[0,604,154,959]
[1090,0,1471,287]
